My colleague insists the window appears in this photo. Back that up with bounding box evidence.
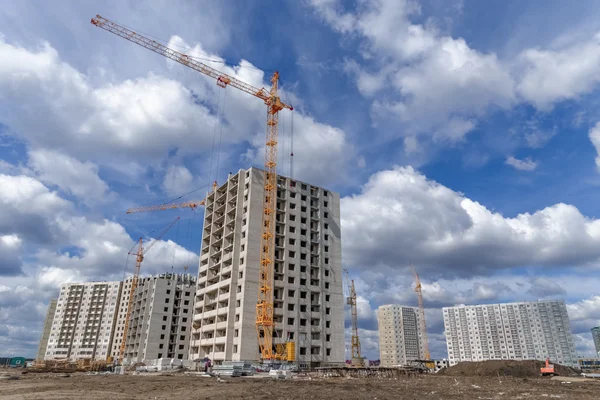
[324,201,328,207]
[180,335,185,340]
[301,194,307,201]
[239,271,244,279]
[300,347,307,355]
[234,329,239,337]
[288,318,295,325]
[300,253,307,260]
[300,319,307,326]
[288,290,295,297]
[181,326,187,332]
[288,277,295,284]
[301,229,307,236]
[182,318,187,323]
[241,244,245,252]
[324,245,329,252]
[165,298,170,304]
[163,316,168,321]
[240,257,245,265]
[290,203,296,209]
[324,270,329,277]
[288,251,295,258]
[301,206,307,212]
[290,215,296,221]
[326,334,331,342]
[177,354,183,360]
[323,190,328,197]
[288,304,295,311]
[325,295,330,302]
[242,218,247,226]
[288,264,295,271]
[324,234,329,241]
[326,321,331,328]
[325,282,330,289]
[242,231,246,239]
[233,345,238,353]
[290,192,296,198]
[301,217,307,224]
[179,345,184,350]
[236,300,241,307]
[301,241,307,248]
[325,258,329,265]
[326,348,331,356]
[235,314,240,322]
[184,300,189,306]
[289,238,296,245]
[166,289,171,295]
[326,308,331,315]
[301,266,306,273]
[324,223,329,229]
[162,325,166,330]
[300,291,307,299]
[289,226,296,233]
[300,305,307,312]
[158,353,163,358]
[185,291,190,296]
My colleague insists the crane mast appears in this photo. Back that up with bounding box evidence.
[344,269,364,367]
[119,217,180,364]
[92,15,293,360]
[411,265,431,362]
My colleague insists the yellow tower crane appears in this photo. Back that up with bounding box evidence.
[411,265,434,369]
[344,269,365,368]
[92,15,293,361]
[119,217,180,365]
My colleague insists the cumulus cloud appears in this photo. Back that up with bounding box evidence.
[28,149,113,206]
[505,155,538,171]
[341,166,600,278]
[527,277,566,297]
[589,122,600,172]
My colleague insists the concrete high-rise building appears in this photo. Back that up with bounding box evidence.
[591,327,600,357]
[36,299,57,361]
[189,168,344,368]
[443,300,578,367]
[377,305,425,367]
[44,282,122,361]
[123,273,196,363]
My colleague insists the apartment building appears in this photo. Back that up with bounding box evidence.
[36,299,57,360]
[592,327,600,357]
[189,168,345,367]
[44,282,122,361]
[123,273,196,363]
[377,305,425,367]
[443,300,578,367]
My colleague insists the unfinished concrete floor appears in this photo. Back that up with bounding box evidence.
[1,371,599,399]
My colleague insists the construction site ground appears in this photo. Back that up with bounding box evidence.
[1,370,599,400]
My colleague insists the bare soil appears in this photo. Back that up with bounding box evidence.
[440,360,581,378]
[1,370,599,400]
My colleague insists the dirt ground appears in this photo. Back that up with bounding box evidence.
[1,371,599,400]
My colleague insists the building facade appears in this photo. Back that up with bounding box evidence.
[377,304,425,367]
[36,299,57,361]
[189,168,345,367]
[123,273,196,363]
[591,327,600,357]
[44,282,122,361]
[443,300,578,367]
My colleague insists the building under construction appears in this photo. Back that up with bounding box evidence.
[189,168,345,368]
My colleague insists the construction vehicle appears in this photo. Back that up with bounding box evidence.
[344,269,365,368]
[118,217,181,365]
[92,15,293,361]
[541,357,556,376]
[412,266,434,370]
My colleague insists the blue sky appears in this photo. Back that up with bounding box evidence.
[1,0,600,360]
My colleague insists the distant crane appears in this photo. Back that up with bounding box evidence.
[411,265,432,367]
[344,269,365,368]
[92,15,293,361]
[119,217,181,364]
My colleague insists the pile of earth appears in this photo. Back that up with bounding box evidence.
[439,360,581,377]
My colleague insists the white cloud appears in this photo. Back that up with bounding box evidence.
[516,33,600,110]
[162,165,194,196]
[341,166,600,278]
[28,149,112,206]
[505,155,538,171]
[589,122,600,172]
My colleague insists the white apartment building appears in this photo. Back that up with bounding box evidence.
[190,168,345,368]
[123,273,196,363]
[44,282,122,361]
[443,300,578,367]
[377,305,425,367]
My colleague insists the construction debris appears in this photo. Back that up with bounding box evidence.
[439,360,581,377]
